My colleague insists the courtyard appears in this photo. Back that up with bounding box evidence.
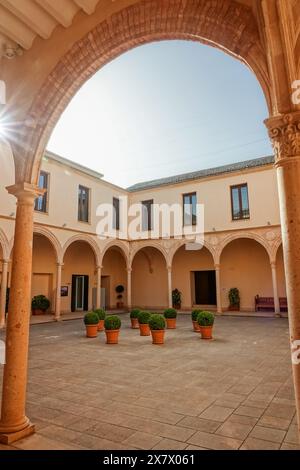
[0,314,298,451]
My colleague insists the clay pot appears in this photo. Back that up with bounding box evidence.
[85,325,98,338]
[151,329,165,345]
[139,323,150,336]
[192,321,201,332]
[105,329,120,344]
[98,320,104,332]
[166,318,176,329]
[131,318,139,329]
[200,326,213,340]
[32,309,46,316]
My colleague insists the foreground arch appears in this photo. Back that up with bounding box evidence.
[1,0,300,445]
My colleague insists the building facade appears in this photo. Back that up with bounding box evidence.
[0,142,286,323]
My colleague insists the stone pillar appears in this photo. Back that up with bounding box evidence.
[266,112,300,440]
[127,267,132,311]
[0,183,43,444]
[215,263,222,314]
[270,261,280,315]
[96,265,102,309]
[55,263,63,321]
[167,266,172,308]
[0,260,9,329]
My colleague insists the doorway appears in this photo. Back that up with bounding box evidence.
[71,275,89,312]
[194,271,216,305]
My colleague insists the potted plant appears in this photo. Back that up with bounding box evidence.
[104,315,121,344]
[138,311,151,336]
[228,288,240,311]
[84,311,99,338]
[115,285,124,309]
[130,309,141,329]
[172,288,182,309]
[191,309,202,332]
[197,311,215,339]
[31,295,50,315]
[94,308,106,331]
[164,308,177,329]
[149,314,166,345]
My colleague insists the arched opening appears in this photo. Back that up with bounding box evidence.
[132,246,168,309]
[220,238,271,311]
[62,240,97,313]
[31,234,58,314]
[101,246,128,310]
[172,244,216,309]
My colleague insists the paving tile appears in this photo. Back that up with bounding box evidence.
[249,425,286,444]
[265,403,295,420]
[178,416,220,433]
[258,415,291,431]
[199,405,234,422]
[234,406,264,418]
[122,432,162,450]
[240,437,280,450]
[152,439,188,450]
[284,424,299,445]
[216,421,253,440]
[187,431,242,450]
[226,414,258,426]
[281,442,300,450]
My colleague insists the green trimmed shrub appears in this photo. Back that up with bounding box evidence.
[192,309,202,321]
[149,314,166,330]
[229,288,240,306]
[32,295,50,311]
[130,309,141,319]
[138,311,151,324]
[164,308,177,319]
[94,308,106,320]
[197,311,215,327]
[84,311,99,325]
[105,315,121,330]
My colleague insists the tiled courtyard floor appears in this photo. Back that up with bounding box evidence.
[0,314,299,451]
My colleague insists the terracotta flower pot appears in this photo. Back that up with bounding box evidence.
[151,329,165,345]
[200,326,213,340]
[86,325,98,338]
[105,329,120,344]
[192,320,201,332]
[98,320,104,331]
[131,318,139,329]
[139,323,150,336]
[166,318,176,329]
[32,309,46,316]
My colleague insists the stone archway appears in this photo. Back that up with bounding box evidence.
[101,245,128,311]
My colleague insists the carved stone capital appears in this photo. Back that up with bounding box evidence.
[265,112,300,163]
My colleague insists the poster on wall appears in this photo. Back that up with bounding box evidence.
[61,286,68,297]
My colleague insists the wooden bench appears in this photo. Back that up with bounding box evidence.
[255,295,288,312]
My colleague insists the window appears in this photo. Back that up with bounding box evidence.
[34,171,49,213]
[78,185,90,222]
[231,184,250,220]
[113,197,120,230]
[183,192,197,226]
[142,199,153,231]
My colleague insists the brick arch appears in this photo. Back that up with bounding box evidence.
[218,232,272,262]
[169,239,217,266]
[100,240,130,268]
[12,0,271,184]
[130,242,169,267]
[62,234,101,266]
[32,226,62,263]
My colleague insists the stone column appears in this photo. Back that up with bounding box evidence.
[96,265,102,309]
[266,112,300,440]
[0,183,43,444]
[127,267,132,311]
[215,263,222,314]
[55,263,63,321]
[270,261,280,315]
[0,260,9,329]
[167,266,172,308]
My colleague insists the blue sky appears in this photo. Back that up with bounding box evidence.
[48,40,272,188]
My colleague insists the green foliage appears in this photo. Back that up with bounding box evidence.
[149,314,166,330]
[191,309,202,321]
[172,288,182,306]
[32,295,50,311]
[164,308,177,319]
[84,311,99,325]
[94,309,106,320]
[104,315,121,330]
[138,311,151,324]
[229,288,240,306]
[116,285,124,294]
[130,309,141,319]
[197,311,215,327]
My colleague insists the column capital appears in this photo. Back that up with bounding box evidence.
[214,263,220,270]
[265,112,300,166]
[1,259,10,265]
[127,267,132,273]
[270,261,276,269]
[167,265,172,273]
[57,262,64,268]
[6,183,44,204]
[96,265,103,270]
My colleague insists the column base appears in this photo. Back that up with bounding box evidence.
[0,422,35,445]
